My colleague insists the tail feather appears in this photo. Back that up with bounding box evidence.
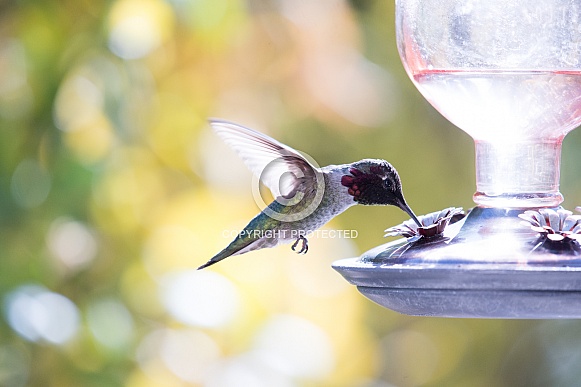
[198,235,256,270]
[197,260,218,270]
[197,247,237,270]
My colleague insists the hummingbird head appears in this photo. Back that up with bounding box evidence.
[341,159,421,226]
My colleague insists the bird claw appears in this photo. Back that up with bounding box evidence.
[291,236,309,254]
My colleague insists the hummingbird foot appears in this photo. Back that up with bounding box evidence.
[291,236,309,254]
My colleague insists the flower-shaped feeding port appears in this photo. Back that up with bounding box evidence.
[519,208,581,253]
[385,207,465,241]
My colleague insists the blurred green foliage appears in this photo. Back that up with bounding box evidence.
[1,0,581,386]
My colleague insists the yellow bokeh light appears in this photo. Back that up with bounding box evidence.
[142,188,257,276]
[108,0,174,59]
[91,147,169,235]
[64,114,116,164]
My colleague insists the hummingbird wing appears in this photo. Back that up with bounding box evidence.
[209,119,320,199]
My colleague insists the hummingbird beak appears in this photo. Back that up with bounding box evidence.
[396,197,422,227]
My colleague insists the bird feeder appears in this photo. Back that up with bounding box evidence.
[333,0,581,318]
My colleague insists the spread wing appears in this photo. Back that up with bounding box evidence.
[209,119,321,199]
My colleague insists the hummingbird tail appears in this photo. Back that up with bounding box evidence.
[197,260,217,270]
[198,236,255,270]
[197,250,230,270]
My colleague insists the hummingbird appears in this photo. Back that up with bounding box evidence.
[198,119,420,270]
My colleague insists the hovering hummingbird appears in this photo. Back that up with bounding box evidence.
[198,119,420,270]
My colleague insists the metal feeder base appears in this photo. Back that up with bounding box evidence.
[332,207,581,319]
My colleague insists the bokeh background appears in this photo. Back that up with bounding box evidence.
[3,0,581,386]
